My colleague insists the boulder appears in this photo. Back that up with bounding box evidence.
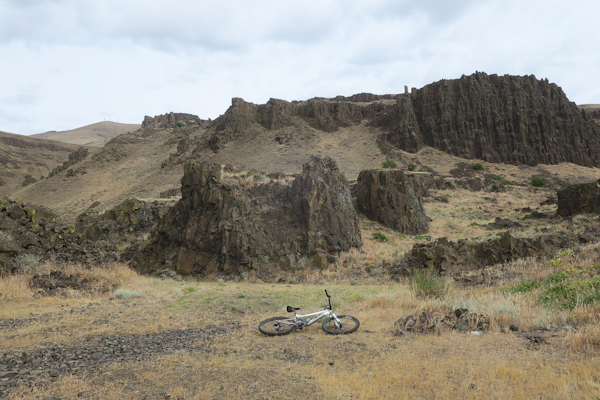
[354,169,428,234]
[556,179,600,217]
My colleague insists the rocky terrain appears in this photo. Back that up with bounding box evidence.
[3,71,600,399]
[10,72,600,222]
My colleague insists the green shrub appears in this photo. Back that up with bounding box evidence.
[540,274,600,311]
[531,177,546,187]
[529,159,539,167]
[407,164,417,171]
[382,160,397,169]
[491,175,503,181]
[508,280,542,294]
[372,232,389,242]
[410,268,448,299]
[414,234,432,241]
[114,289,143,299]
[507,269,600,311]
[472,163,485,171]
[379,146,389,155]
[175,122,184,128]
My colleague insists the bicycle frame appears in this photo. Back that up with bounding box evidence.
[281,308,339,328]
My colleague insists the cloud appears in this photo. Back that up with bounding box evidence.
[0,0,599,135]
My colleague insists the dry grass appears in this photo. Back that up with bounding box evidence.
[3,265,600,399]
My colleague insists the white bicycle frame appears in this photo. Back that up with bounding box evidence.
[281,308,342,328]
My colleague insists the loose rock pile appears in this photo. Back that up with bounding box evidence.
[0,197,119,276]
[0,323,239,398]
[392,309,495,337]
[29,270,116,297]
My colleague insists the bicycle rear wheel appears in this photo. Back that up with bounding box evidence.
[258,317,297,336]
[322,315,360,335]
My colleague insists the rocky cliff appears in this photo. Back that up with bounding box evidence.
[379,72,600,167]
[208,96,393,151]
[134,157,362,277]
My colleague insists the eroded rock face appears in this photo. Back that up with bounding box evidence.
[135,157,362,276]
[380,72,600,167]
[208,96,392,151]
[354,169,428,234]
[291,157,362,257]
[556,179,600,217]
[142,112,205,128]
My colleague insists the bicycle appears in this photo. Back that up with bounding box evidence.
[258,290,360,336]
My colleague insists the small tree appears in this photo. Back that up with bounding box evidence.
[382,160,397,169]
[531,177,546,187]
[472,163,485,171]
[407,163,417,171]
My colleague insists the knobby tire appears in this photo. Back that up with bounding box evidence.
[322,315,360,335]
[258,317,297,336]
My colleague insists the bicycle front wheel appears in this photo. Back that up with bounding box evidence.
[322,315,360,335]
[258,317,297,336]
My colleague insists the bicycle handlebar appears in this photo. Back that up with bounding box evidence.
[325,290,332,310]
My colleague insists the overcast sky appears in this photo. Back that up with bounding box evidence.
[1,0,599,135]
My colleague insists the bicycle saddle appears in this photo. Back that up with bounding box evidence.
[286,306,300,312]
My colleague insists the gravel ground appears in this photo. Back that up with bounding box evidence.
[0,322,240,398]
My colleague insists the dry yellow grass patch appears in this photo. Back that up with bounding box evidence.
[2,275,600,399]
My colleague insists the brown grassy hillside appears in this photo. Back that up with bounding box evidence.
[0,131,85,196]
[32,121,141,147]
[11,116,600,224]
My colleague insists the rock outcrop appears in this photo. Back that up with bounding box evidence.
[556,179,600,217]
[380,72,600,167]
[353,169,429,234]
[0,197,119,275]
[389,230,591,279]
[76,198,174,246]
[47,147,89,178]
[208,96,392,151]
[135,157,362,276]
[142,112,205,128]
